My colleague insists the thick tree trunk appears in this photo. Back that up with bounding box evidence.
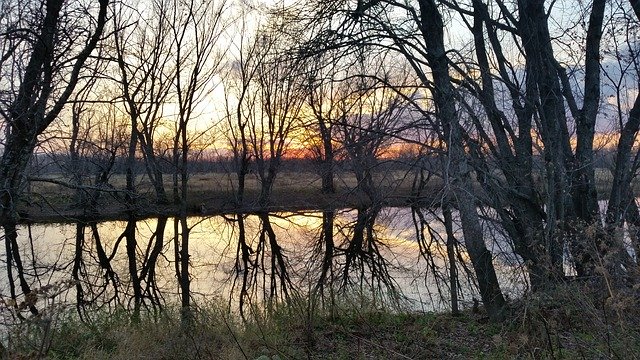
[602,0,640,274]
[471,0,552,289]
[418,0,506,320]
[571,0,606,225]
[1,135,38,313]
[605,93,640,275]
[517,0,575,283]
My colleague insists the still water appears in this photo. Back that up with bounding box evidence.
[4,207,526,315]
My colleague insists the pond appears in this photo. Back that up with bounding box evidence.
[2,207,527,317]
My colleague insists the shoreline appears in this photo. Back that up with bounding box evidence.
[16,190,440,225]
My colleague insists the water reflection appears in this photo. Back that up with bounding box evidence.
[5,207,526,318]
[225,212,293,317]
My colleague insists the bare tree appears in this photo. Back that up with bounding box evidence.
[113,0,177,205]
[335,56,411,205]
[249,28,306,208]
[223,10,267,209]
[300,52,343,195]
[293,0,640,306]
[164,0,228,324]
[111,0,228,322]
[604,0,640,269]
[0,0,109,313]
[222,10,265,315]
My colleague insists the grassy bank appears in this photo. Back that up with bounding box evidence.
[16,167,633,224]
[4,283,640,359]
[19,170,437,224]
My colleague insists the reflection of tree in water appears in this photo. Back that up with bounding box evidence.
[228,213,292,317]
[411,206,473,314]
[13,207,482,318]
[139,216,168,310]
[70,217,170,318]
[72,222,120,317]
[307,203,482,313]
[307,206,400,308]
[340,207,398,296]
[408,160,475,313]
[224,207,401,313]
[5,223,116,318]
[310,210,335,300]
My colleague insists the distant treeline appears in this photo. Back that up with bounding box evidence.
[28,149,617,177]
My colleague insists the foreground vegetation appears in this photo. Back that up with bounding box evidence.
[4,282,640,359]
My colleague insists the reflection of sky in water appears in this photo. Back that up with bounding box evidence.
[3,207,529,314]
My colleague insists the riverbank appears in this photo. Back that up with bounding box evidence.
[17,171,444,224]
[16,167,624,224]
[4,283,639,359]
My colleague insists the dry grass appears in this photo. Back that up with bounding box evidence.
[20,169,432,223]
[19,166,630,223]
[2,297,500,359]
[5,281,639,359]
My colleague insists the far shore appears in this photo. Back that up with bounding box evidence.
[15,167,621,224]
[16,191,438,225]
[16,170,442,224]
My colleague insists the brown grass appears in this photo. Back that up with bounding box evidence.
[19,167,626,224]
[6,281,639,359]
[20,169,436,223]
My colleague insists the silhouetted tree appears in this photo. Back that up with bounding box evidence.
[0,0,109,313]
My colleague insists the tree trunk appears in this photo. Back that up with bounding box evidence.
[1,135,38,314]
[418,0,506,320]
[139,136,168,204]
[320,123,335,194]
[517,0,574,283]
[443,203,459,316]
